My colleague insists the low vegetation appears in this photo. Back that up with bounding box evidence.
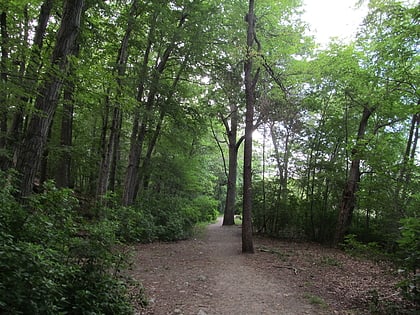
[0,172,218,314]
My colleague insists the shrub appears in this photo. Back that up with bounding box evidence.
[191,195,219,222]
[342,234,389,261]
[397,217,420,305]
[0,173,138,314]
[112,206,157,243]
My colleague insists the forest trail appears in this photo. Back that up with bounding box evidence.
[130,217,403,314]
[131,218,325,315]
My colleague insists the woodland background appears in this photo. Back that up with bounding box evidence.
[0,0,418,313]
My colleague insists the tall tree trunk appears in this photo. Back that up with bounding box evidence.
[108,111,123,192]
[55,76,75,188]
[222,102,240,226]
[6,0,54,171]
[242,0,259,253]
[138,110,165,192]
[96,0,138,199]
[394,110,420,214]
[0,11,9,160]
[334,105,374,245]
[139,60,186,192]
[223,129,239,226]
[55,40,80,188]
[122,12,186,206]
[409,113,419,161]
[15,0,84,198]
[121,11,157,206]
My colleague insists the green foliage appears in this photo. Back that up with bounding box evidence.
[190,195,219,223]
[342,234,390,261]
[139,193,219,242]
[304,293,328,309]
[98,190,219,244]
[0,173,138,314]
[106,205,157,243]
[397,217,420,305]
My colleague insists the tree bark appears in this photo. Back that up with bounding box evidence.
[222,97,240,225]
[223,125,238,226]
[55,40,80,188]
[122,12,186,206]
[0,11,9,157]
[15,0,84,198]
[6,0,54,171]
[96,0,138,199]
[334,105,374,245]
[242,0,259,253]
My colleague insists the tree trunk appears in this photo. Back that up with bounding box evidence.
[122,12,186,206]
[55,77,75,188]
[15,0,84,198]
[334,106,374,245]
[242,0,259,253]
[55,37,80,188]
[121,11,156,206]
[223,126,238,225]
[394,111,420,214]
[139,60,185,192]
[5,0,54,171]
[108,112,122,192]
[0,11,8,158]
[96,0,138,199]
[222,99,240,226]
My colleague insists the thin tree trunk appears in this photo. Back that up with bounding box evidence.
[242,0,259,253]
[55,40,79,188]
[96,0,138,199]
[7,0,54,170]
[223,125,238,226]
[219,69,243,226]
[55,77,75,188]
[394,111,420,214]
[122,12,187,206]
[334,106,374,245]
[138,110,165,192]
[139,59,186,192]
[222,101,239,226]
[409,113,419,161]
[108,111,123,192]
[15,0,84,198]
[121,11,157,206]
[0,11,9,156]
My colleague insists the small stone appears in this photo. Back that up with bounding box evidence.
[197,310,207,315]
[174,309,182,314]
[197,275,207,281]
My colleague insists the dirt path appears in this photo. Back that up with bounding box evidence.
[130,218,405,315]
[131,218,320,314]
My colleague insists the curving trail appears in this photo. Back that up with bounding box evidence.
[130,218,324,315]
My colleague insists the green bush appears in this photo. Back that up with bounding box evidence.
[191,195,219,222]
[0,173,138,314]
[133,192,219,242]
[342,234,390,261]
[397,217,420,305]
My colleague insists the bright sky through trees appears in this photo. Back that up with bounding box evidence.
[302,0,368,45]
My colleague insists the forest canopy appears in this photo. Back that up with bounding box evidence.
[0,0,419,313]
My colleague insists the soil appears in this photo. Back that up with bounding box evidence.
[129,218,409,315]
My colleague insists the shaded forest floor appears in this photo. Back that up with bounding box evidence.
[129,218,410,315]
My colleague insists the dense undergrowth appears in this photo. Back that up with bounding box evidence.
[0,171,218,314]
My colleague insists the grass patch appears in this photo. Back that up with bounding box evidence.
[192,222,208,239]
[304,293,328,309]
[319,255,342,267]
